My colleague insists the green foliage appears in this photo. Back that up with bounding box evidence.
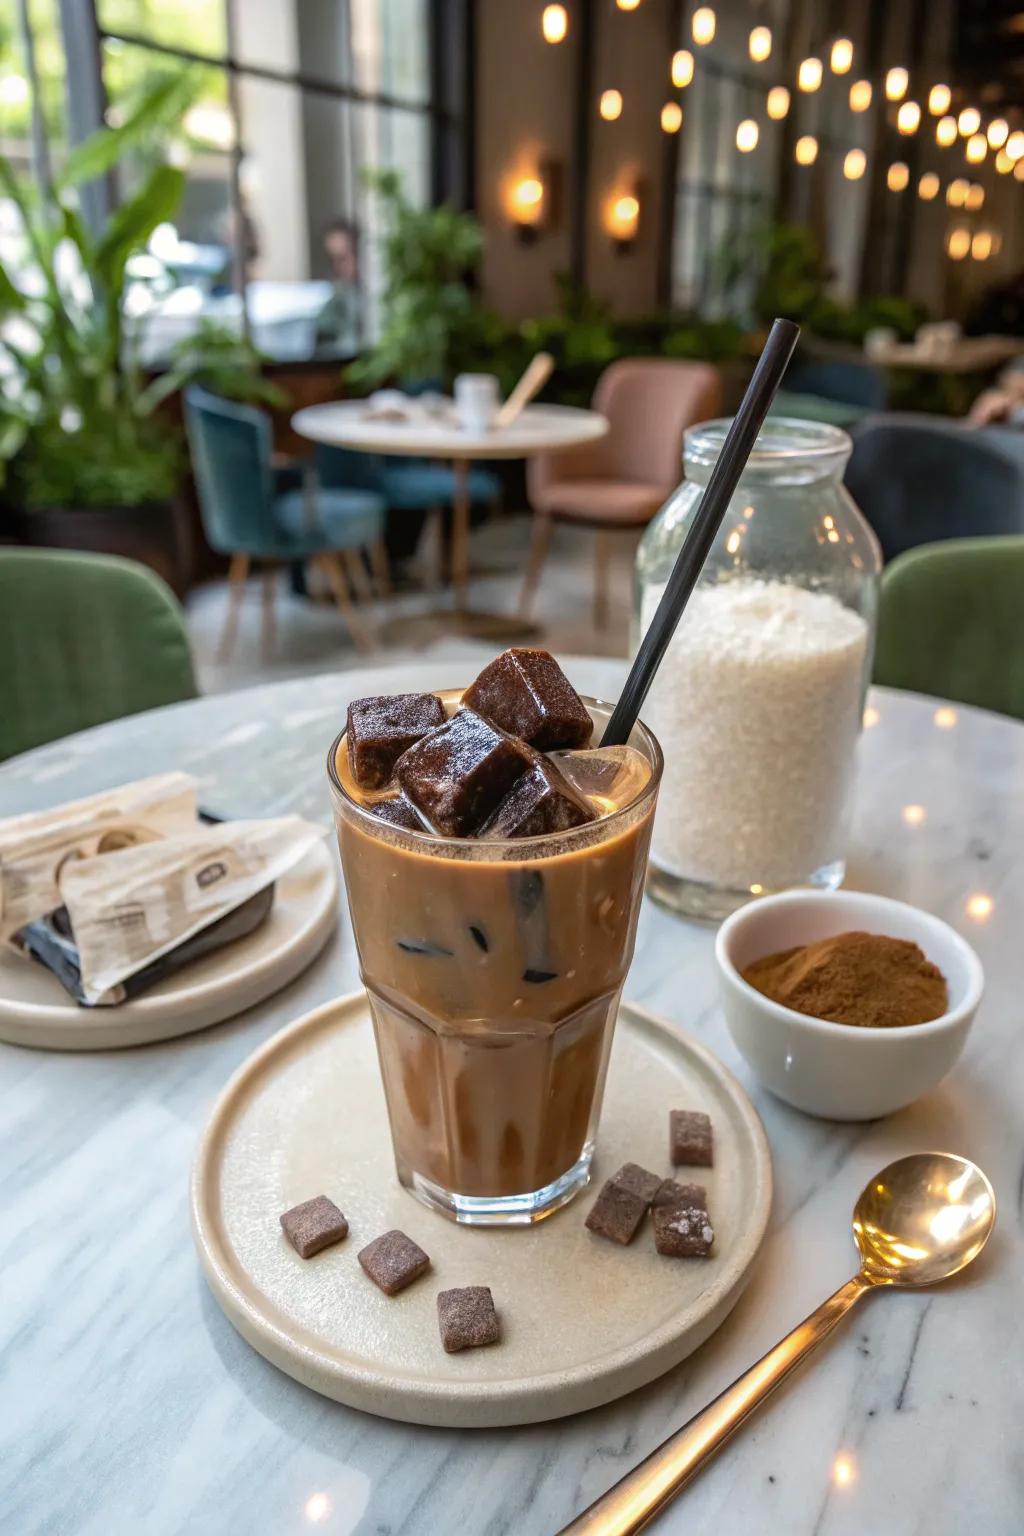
[0,79,196,509]
[136,320,288,414]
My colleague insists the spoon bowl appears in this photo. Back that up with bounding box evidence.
[853,1151,995,1287]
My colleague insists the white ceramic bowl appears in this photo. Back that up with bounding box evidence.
[715,890,984,1120]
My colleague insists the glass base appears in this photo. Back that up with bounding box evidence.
[646,857,846,923]
[396,1142,595,1227]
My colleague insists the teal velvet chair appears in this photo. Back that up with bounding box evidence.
[0,549,198,762]
[874,536,1024,721]
[185,387,388,655]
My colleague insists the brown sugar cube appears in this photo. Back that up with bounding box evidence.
[585,1179,647,1245]
[609,1163,663,1206]
[437,1286,501,1353]
[368,796,423,831]
[462,648,593,751]
[479,755,595,839]
[396,708,533,837]
[279,1195,348,1259]
[654,1179,707,1211]
[346,692,446,790]
[653,1203,715,1258]
[670,1109,713,1168]
[358,1229,430,1295]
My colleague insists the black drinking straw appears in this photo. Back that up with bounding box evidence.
[601,317,800,748]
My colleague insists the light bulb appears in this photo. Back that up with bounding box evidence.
[996,148,1014,173]
[608,193,640,240]
[885,67,909,102]
[947,227,970,260]
[972,231,993,262]
[897,100,920,134]
[749,26,771,62]
[966,133,987,163]
[766,86,790,120]
[794,135,818,165]
[692,6,715,45]
[599,89,623,121]
[843,148,866,180]
[987,117,1009,148]
[798,57,823,92]
[928,83,951,115]
[887,161,909,191]
[965,182,984,210]
[936,115,957,146]
[918,171,940,199]
[671,49,694,88]
[958,106,980,136]
[541,4,568,43]
[946,177,968,206]
[1007,130,1024,160]
[736,119,759,152]
[509,177,544,225]
[660,101,682,133]
[830,38,854,74]
[849,79,872,112]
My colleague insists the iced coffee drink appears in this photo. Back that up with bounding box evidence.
[327,650,662,1225]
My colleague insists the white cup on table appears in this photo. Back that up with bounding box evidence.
[453,373,500,434]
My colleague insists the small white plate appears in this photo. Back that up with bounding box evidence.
[0,842,338,1052]
[191,993,772,1428]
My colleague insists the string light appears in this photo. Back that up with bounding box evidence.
[965,133,987,163]
[671,49,694,88]
[599,89,623,121]
[897,100,921,134]
[749,26,771,62]
[965,182,985,210]
[918,171,940,199]
[887,161,909,191]
[1006,130,1024,159]
[928,83,951,115]
[849,80,872,112]
[946,177,969,206]
[692,6,715,45]
[766,86,790,120]
[987,118,1009,148]
[736,119,759,152]
[795,135,818,165]
[947,227,970,260]
[541,4,568,43]
[830,38,853,74]
[958,106,980,136]
[660,101,682,133]
[996,148,1014,173]
[798,57,823,92]
[971,231,993,261]
[936,115,957,146]
[843,148,866,179]
[885,67,909,101]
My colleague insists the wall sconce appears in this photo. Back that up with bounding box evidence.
[506,161,560,244]
[605,185,641,251]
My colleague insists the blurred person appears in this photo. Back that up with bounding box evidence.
[967,359,1024,428]
[316,217,362,354]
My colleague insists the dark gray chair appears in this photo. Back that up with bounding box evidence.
[845,413,1024,563]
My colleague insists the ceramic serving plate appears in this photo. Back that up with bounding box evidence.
[191,992,772,1428]
[0,841,337,1051]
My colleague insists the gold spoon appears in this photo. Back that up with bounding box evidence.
[559,1152,995,1535]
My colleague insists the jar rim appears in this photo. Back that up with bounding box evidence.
[684,416,852,471]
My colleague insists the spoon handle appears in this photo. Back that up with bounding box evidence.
[558,1274,872,1535]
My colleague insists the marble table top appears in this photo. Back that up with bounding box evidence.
[3,656,1022,1536]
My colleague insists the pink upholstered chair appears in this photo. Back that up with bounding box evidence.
[520,358,723,625]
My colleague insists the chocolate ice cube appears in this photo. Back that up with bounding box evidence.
[654,1178,707,1211]
[357,1229,430,1295]
[670,1109,713,1167]
[396,708,532,837]
[653,1203,714,1258]
[585,1180,647,1245]
[610,1163,663,1206]
[347,692,446,790]
[480,754,595,839]
[437,1286,500,1353]
[279,1195,348,1258]
[463,648,593,751]
[369,796,423,831]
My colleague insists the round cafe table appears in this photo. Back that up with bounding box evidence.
[2,657,1021,1536]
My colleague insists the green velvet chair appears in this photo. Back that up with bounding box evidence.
[0,548,198,762]
[873,536,1024,721]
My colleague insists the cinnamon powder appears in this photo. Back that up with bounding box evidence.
[742,930,949,1028]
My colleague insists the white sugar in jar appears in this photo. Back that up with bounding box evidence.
[634,420,881,920]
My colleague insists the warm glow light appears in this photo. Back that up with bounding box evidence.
[928,83,951,115]
[996,148,1014,173]
[1016,157,1024,181]
[972,230,993,261]
[606,192,640,240]
[833,1454,856,1488]
[966,133,987,163]
[599,89,623,121]
[886,67,909,102]
[749,26,772,62]
[616,0,641,8]
[798,57,823,92]
[1006,130,1024,159]
[692,6,715,45]
[305,1493,332,1524]
[947,227,970,260]
[946,177,969,206]
[934,706,957,728]
[795,135,818,165]
[918,171,940,199]
[936,114,957,146]
[661,101,683,133]
[725,529,742,554]
[965,182,985,210]
[509,175,544,224]
[902,804,927,827]
[966,893,994,922]
[887,161,909,191]
[987,117,1009,148]
[767,86,790,120]
[830,38,854,74]
[958,106,980,136]
[541,3,568,43]
[844,148,866,180]
[897,100,921,134]
[863,705,880,728]
[849,79,872,112]
[736,118,759,152]
[671,49,694,88]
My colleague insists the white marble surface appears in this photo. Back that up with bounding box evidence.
[2,656,1022,1536]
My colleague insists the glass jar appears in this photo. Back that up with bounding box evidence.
[634,417,881,921]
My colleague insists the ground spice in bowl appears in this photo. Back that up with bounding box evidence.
[741,930,949,1028]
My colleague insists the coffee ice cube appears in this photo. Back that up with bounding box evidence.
[480,755,595,839]
[396,708,533,837]
[463,648,593,751]
[369,796,423,831]
[550,745,651,817]
[347,692,446,790]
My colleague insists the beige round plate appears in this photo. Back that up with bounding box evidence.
[0,842,337,1051]
[191,993,772,1427]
